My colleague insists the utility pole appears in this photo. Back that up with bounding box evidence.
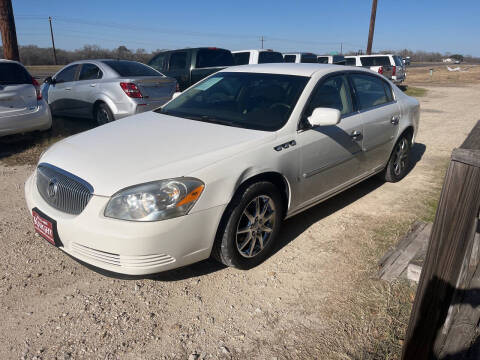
[366,0,378,55]
[0,0,20,61]
[260,35,264,49]
[340,42,343,55]
[48,16,57,65]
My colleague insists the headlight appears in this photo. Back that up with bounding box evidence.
[104,178,204,221]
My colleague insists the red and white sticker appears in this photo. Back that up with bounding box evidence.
[32,210,55,245]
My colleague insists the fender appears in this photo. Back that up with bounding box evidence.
[92,94,119,116]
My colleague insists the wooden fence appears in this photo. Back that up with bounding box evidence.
[402,120,480,359]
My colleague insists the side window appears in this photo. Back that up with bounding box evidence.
[350,74,390,110]
[317,57,329,64]
[55,65,78,83]
[345,58,356,66]
[305,74,354,117]
[284,55,296,63]
[233,52,250,65]
[149,53,167,71]
[383,81,394,102]
[169,52,187,70]
[79,64,102,80]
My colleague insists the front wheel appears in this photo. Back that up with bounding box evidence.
[212,182,284,269]
[382,134,411,182]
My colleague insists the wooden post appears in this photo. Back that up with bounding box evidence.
[366,0,378,55]
[402,121,480,359]
[0,0,19,61]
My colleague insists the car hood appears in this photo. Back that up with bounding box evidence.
[40,112,275,196]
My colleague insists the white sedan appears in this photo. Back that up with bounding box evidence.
[25,64,420,275]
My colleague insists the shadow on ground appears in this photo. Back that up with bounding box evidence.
[0,116,96,166]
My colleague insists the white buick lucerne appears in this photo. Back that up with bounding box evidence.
[25,64,420,275]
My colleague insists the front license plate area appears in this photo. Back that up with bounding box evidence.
[32,208,62,247]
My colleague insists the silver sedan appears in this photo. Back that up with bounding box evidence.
[0,60,51,137]
[42,60,177,125]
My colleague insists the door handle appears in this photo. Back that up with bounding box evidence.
[65,87,72,91]
[90,84,96,87]
[391,115,400,125]
[350,130,362,140]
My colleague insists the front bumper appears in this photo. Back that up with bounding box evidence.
[25,173,225,275]
[0,100,52,137]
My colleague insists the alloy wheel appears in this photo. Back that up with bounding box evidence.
[393,137,409,176]
[235,195,276,258]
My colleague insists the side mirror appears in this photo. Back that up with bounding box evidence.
[172,92,182,100]
[307,107,341,127]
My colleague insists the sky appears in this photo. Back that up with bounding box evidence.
[9,0,480,56]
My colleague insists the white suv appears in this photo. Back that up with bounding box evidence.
[345,54,406,84]
[232,49,284,65]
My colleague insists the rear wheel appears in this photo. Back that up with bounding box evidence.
[382,134,411,182]
[212,182,284,269]
[94,103,113,125]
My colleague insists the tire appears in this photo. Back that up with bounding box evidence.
[382,134,411,182]
[212,182,284,270]
[94,103,114,126]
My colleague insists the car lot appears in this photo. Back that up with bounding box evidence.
[1,73,479,358]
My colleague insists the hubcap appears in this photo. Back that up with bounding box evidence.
[393,138,409,176]
[97,108,110,125]
[236,195,275,258]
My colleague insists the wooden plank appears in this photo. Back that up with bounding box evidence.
[452,148,480,168]
[460,120,480,150]
[378,222,431,281]
[406,264,422,283]
[401,157,480,359]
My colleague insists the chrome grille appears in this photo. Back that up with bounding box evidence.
[36,163,93,215]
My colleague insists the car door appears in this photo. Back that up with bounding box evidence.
[167,51,190,90]
[48,64,79,115]
[297,73,365,205]
[349,73,400,172]
[75,63,103,118]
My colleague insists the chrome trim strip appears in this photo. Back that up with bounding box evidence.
[303,152,362,178]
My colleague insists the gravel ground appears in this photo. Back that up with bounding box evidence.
[1,84,479,359]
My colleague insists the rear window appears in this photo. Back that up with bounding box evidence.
[196,49,234,68]
[233,52,250,65]
[284,55,296,63]
[393,56,403,66]
[345,58,356,66]
[300,54,318,63]
[0,63,32,85]
[102,60,161,77]
[360,56,390,67]
[258,51,284,64]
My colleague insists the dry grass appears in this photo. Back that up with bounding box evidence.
[403,86,428,98]
[26,65,62,77]
[405,64,480,86]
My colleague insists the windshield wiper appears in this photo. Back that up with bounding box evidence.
[198,115,236,127]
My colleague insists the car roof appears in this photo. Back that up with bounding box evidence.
[232,49,280,53]
[0,59,23,65]
[219,63,371,77]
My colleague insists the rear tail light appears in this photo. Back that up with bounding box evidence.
[32,78,42,100]
[392,66,396,76]
[378,67,383,75]
[175,82,180,92]
[120,82,143,98]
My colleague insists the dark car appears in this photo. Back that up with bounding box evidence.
[148,47,234,91]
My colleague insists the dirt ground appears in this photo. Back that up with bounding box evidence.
[1,79,479,359]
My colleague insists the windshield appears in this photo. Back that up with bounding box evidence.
[0,63,32,85]
[158,72,309,131]
[102,60,161,77]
